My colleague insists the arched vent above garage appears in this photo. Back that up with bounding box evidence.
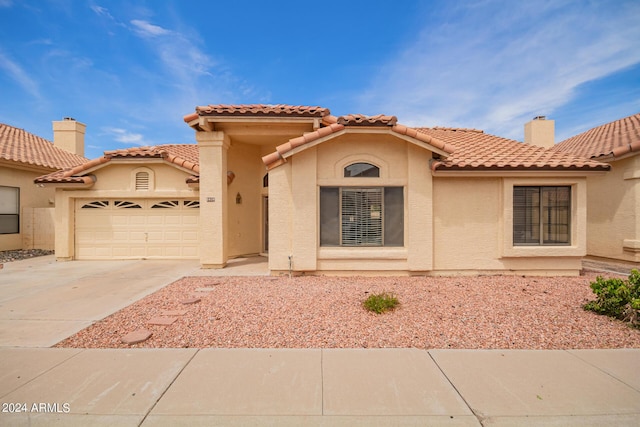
[135,171,150,191]
[132,167,154,191]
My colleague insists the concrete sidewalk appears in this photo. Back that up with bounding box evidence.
[0,347,638,426]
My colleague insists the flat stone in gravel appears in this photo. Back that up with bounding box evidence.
[147,317,178,326]
[180,297,201,305]
[121,329,152,345]
[160,310,188,316]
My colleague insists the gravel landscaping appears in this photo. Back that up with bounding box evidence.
[0,249,53,264]
[56,271,640,350]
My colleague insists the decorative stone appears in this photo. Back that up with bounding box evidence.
[160,310,188,316]
[121,329,152,345]
[180,297,201,305]
[146,316,178,326]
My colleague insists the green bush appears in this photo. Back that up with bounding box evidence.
[584,269,640,328]
[363,292,399,314]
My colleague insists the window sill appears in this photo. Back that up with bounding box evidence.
[318,247,407,260]
[623,239,640,253]
[502,245,584,258]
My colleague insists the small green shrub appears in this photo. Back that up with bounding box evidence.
[584,269,640,328]
[363,292,399,314]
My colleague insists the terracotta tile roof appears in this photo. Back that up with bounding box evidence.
[184,104,330,123]
[262,115,455,169]
[552,113,640,159]
[417,127,609,171]
[35,144,199,184]
[337,114,398,126]
[0,123,88,170]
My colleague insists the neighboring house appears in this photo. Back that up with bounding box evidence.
[0,119,87,251]
[36,105,609,276]
[553,113,640,263]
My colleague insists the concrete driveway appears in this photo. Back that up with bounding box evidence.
[0,256,201,347]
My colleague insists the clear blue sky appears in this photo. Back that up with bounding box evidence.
[1,0,639,159]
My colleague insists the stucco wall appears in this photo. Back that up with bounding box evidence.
[226,142,263,257]
[586,155,640,262]
[433,177,503,270]
[269,132,588,275]
[270,133,432,274]
[432,175,586,275]
[268,159,293,272]
[0,166,55,250]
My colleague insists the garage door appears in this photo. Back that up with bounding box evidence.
[75,199,199,260]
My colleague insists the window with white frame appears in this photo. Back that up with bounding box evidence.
[0,186,19,234]
[513,186,570,245]
[320,187,403,247]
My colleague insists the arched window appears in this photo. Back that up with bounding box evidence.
[344,162,380,178]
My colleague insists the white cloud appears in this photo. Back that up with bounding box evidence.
[102,127,146,145]
[357,0,640,139]
[130,19,171,37]
[90,4,111,18]
[0,49,41,99]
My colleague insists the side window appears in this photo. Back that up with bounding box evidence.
[0,186,19,234]
[513,186,570,245]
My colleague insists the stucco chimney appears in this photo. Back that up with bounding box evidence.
[524,116,554,149]
[53,117,86,157]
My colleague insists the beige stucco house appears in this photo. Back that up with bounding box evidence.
[0,119,87,251]
[553,113,640,262]
[37,105,611,276]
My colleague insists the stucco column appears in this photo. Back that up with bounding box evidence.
[407,144,433,271]
[291,149,318,271]
[196,131,230,268]
[54,190,74,261]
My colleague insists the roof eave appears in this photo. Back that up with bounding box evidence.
[34,175,96,188]
[432,165,611,176]
[263,125,454,170]
[0,159,58,174]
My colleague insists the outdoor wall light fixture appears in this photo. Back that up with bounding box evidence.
[227,171,236,185]
[236,192,242,204]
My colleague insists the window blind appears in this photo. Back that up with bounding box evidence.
[341,188,383,246]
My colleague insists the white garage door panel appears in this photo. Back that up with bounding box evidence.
[75,199,200,260]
